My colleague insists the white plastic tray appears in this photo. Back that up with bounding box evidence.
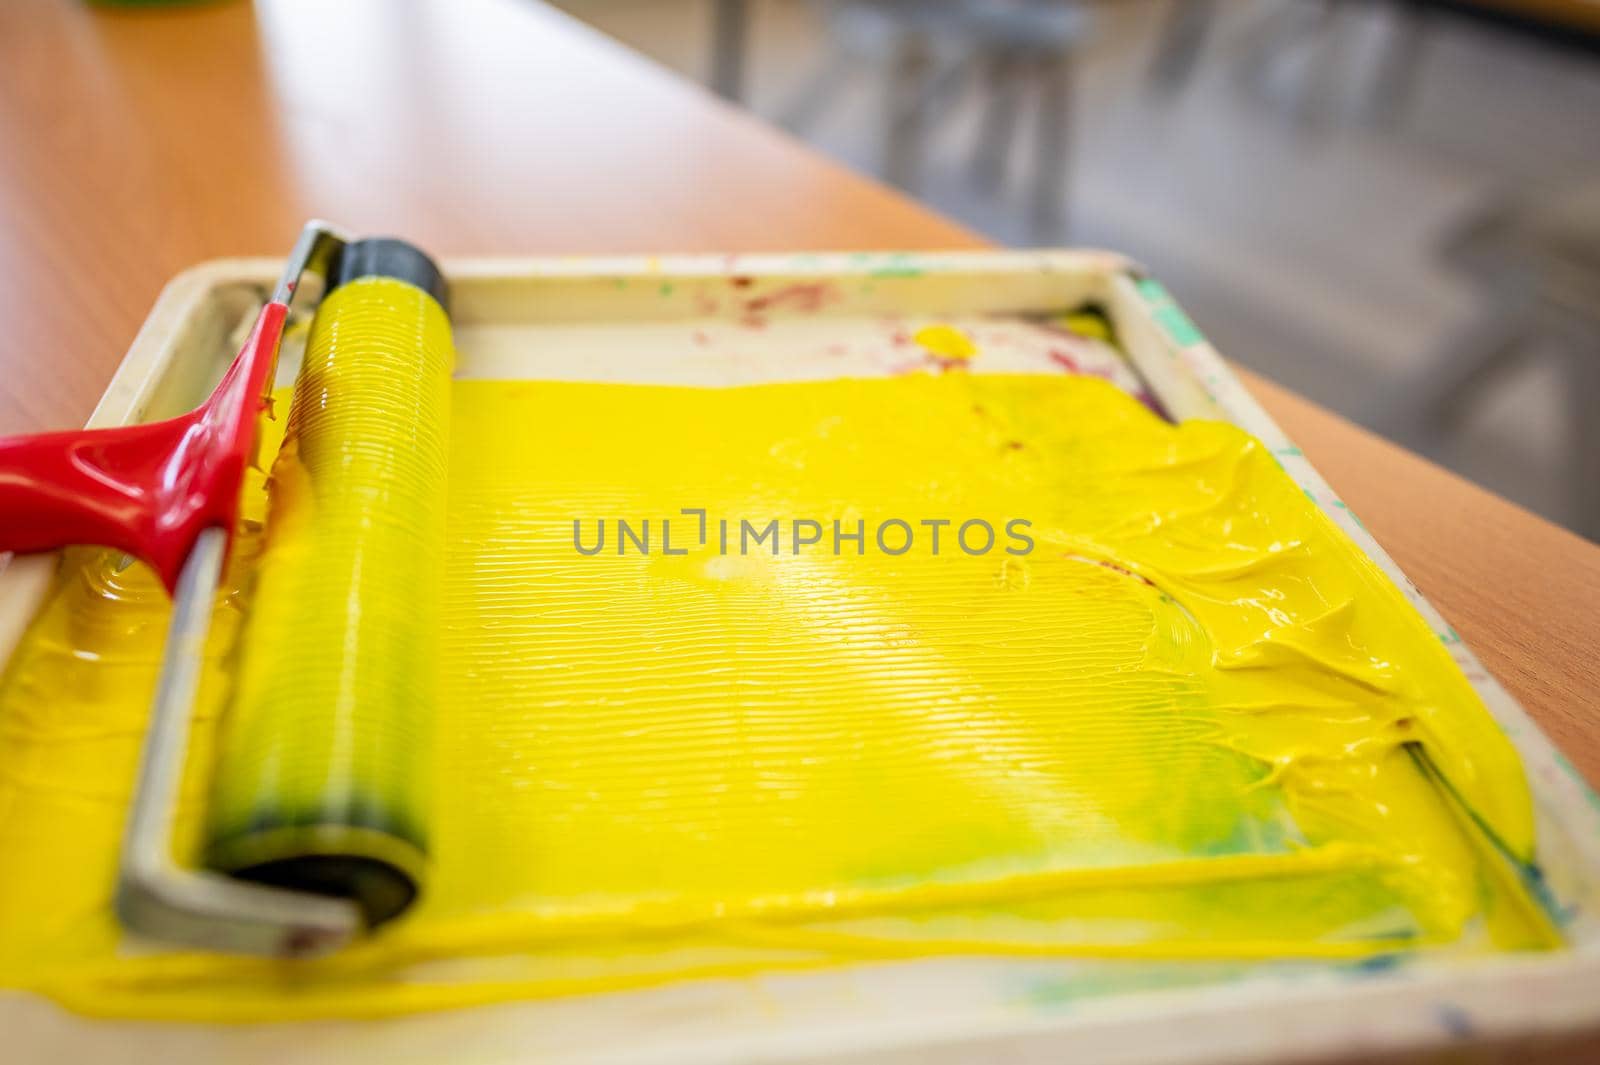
[2,249,1597,1064]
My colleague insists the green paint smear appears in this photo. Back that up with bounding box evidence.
[1137,278,1205,348]
[868,252,924,279]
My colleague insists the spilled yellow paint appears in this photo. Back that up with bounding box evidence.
[912,323,977,362]
[0,357,1556,1021]
[1061,310,1113,343]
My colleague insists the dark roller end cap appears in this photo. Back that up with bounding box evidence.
[327,237,449,314]
[232,855,419,930]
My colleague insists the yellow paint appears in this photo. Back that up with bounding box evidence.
[1061,310,1113,343]
[912,323,977,361]
[0,366,1555,1021]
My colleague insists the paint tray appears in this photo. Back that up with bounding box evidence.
[1,250,1598,1063]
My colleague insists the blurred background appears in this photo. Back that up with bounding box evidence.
[550,0,1600,540]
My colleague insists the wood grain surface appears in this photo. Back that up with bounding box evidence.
[0,0,1595,787]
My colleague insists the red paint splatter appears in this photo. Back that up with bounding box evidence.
[692,330,712,347]
[927,355,969,374]
[1048,348,1081,373]
[1073,555,1157,588]
[825,342,848,357]
[890,330,912,348]
[1135,390,1172,421]
[744,282,837,316]
[1049,347,1117,382]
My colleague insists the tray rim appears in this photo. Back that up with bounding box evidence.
[1,248,1597,1065]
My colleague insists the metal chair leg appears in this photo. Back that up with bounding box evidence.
[1366,0,1432,128]
[1149,0,1220,93]
[1556,315,1600,539]
[972,54,1024,192]
[1031,52,1072,242]
[883,29,934,192]
[710,0,749,102]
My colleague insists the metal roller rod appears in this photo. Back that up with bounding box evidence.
[116,527,362,957]
[117,221,365,958]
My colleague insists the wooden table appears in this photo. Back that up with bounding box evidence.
[0,0,1595,790]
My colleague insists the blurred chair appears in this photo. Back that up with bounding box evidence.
[1144,0,1403,122]
[1153,0,1600,127]
[1379,181,1600,536]
[1148,0,1221,91]
[774,0,1091,241]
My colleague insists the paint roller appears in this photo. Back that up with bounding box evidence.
[203,238,453,934]
[0,223,454,956]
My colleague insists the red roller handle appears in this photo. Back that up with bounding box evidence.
[0,302,287,593]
